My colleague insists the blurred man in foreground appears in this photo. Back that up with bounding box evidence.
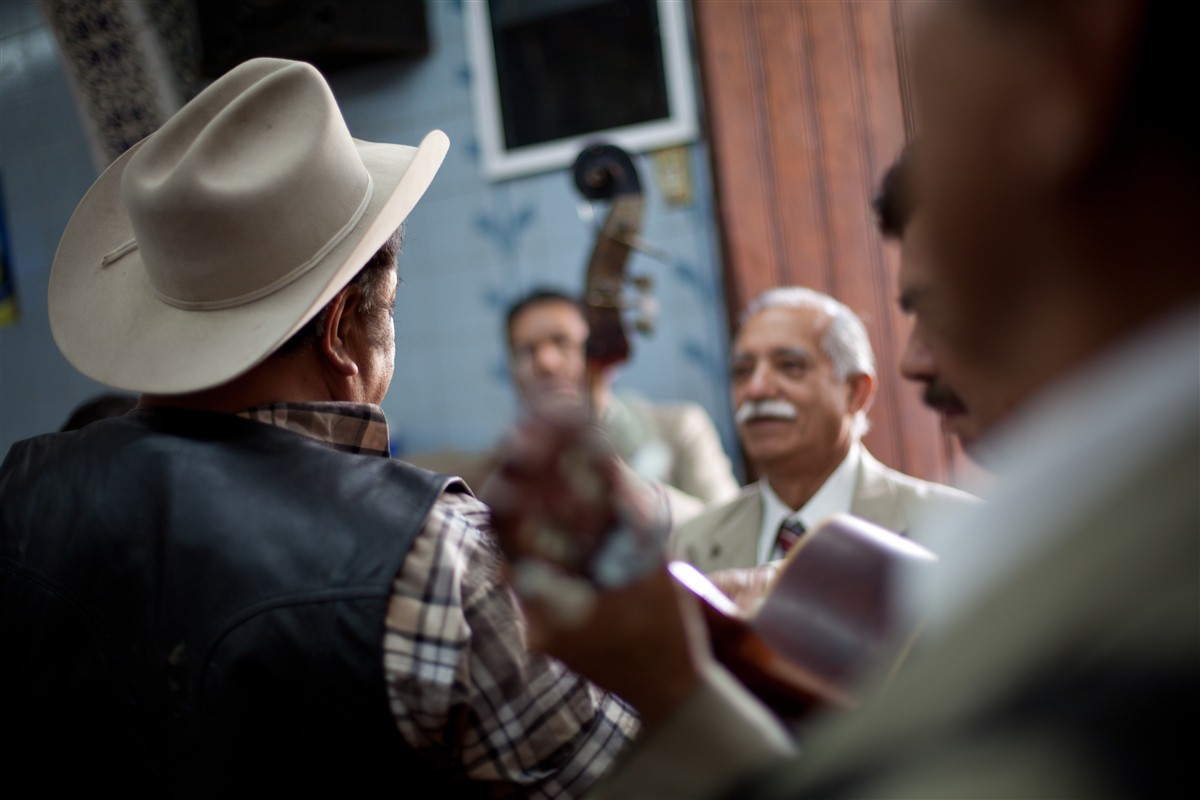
[482,1,1199,796]
[874,144,1015,462]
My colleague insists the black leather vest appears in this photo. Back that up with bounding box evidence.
[1,409,470,796]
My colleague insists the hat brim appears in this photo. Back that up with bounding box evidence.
[49,130,449,395]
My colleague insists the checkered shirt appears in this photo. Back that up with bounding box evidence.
[239,402,639,797]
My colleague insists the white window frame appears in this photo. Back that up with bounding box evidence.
[464,0,699,181]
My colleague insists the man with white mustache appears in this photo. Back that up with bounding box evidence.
[670,287,976,571]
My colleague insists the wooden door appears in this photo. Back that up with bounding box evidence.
[693,0,972,484]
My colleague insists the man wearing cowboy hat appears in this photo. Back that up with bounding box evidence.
[0,58,635,795]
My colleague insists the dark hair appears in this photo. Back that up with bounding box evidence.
[971,1,1196,183]
[504,287,582,344]
[60,393,137,431]
[276,226,404,356]
[873,143,918,240]
[1087,1,1197,186]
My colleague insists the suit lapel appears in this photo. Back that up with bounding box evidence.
[850,450,907,534]
[697,487,763,570]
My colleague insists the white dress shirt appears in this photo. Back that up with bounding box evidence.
[756,442,861,564]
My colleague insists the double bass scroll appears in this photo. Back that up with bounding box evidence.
[572,143,651,372]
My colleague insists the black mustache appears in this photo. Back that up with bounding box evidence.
[922,382,968,414]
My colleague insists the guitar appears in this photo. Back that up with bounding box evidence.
[670,514,937,720]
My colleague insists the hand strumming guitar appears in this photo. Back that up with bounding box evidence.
[479,403,713,728]
[707,563,784,614]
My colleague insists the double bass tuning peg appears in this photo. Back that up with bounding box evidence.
[630,294,659,336]
[616,234,674,266]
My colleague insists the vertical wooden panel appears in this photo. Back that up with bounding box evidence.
[694,0,960,483]
[755,2,827,295]
[695,1,781,325]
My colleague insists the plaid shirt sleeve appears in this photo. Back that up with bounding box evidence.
[384,490,640,797]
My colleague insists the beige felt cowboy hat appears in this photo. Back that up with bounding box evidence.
[49,57,448,394]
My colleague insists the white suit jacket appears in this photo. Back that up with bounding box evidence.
[607,396,740,525]
[669,448,977,571]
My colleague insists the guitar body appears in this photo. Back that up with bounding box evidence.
[670,513,937,721]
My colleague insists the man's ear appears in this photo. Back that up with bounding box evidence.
[319,285,362,378]
[846,372,876,417]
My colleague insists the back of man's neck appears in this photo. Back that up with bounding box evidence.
[139,356,343,414]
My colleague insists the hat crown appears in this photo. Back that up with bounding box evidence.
[122,59,372,309]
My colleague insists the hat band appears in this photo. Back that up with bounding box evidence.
[135,174,375,312]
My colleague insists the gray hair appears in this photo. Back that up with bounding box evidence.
[275,224,405,357]
[739,286,876,437]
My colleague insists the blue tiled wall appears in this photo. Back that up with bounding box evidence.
[0,0,741,473]
[0,0,114,449]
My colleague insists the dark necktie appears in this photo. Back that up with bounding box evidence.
[772,517,806,560]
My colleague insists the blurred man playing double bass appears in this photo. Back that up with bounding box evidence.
[506,287,740,524]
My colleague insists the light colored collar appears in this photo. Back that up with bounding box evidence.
[757,442,861,563]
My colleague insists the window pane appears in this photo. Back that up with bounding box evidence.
[489,0,669,149]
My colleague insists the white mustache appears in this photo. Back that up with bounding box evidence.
[735,399,798,425]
